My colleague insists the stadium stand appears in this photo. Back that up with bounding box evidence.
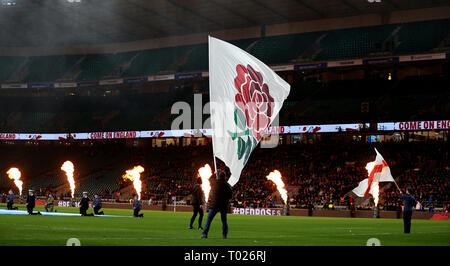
[0,69,447,133]
[0,14,448,216]
[0,140,448,211]
[24,55,83,83]
[0,56,26,83]
[394,19,450,54]
[1,19,449,83]
[314,24,399,61]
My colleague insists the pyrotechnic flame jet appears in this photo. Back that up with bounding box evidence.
[7,167,23,195]
[198,164,213,202]
[266,170,288,204]
[61,161,75,198]
[123,166,144,200]
[365,162,379,206]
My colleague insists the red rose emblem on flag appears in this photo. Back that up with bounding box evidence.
[234,64,274,141]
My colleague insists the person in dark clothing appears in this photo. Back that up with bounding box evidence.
[201,171,232,239]
[132,195,144,218]
[189,177,204,230]
[399,187,417,234]
[93,194,104,215]
[44,193,54,212]
[79,192,94,216]
[7,190,16,210]
[26,190,41,215]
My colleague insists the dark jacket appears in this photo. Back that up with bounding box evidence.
[93,197,101,208]
[80,197,90,210]
[7,194,14,203]
[400,193,417,212]
[209,178,232,210]
[26,195,35,208]
[132,199,141,209]
[191,184,204,205]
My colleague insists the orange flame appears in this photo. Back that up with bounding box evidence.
[371,182,380,207]
[365,161,379,206]
[7,167,23,195]
[198,164,213,202]
[61,161,75,198]
[123,166,144,200]
[266,170,288,204]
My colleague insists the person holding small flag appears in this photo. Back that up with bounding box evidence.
[399,188,417,234]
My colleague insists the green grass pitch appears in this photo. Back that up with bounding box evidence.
[0,204,448,246]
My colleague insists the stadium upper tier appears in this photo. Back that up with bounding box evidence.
[0,73,448,133]
[1,19,450,83]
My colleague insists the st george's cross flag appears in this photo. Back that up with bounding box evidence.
[208,36,291,186]
[352,148,395,198]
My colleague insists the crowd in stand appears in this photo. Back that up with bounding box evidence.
[1,139,449,211]
[130,139,449,211]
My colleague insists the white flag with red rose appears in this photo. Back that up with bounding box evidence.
[208,36,290,186]
[352,148,395,198]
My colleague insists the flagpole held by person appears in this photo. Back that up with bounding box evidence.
[208,35,291,187]
[393,180,402,193]
[399,188,417,233]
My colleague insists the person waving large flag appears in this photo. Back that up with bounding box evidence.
[208,36,291,186]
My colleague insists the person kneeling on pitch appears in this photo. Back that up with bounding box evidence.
[45,193,54,212]
[93,194,104,215]
[201,171,232,239]
[7,190,18,210]
[26,190,41,215]
[132,195,143,218]
[79,192,94,216]
[399,187,416,234]
[189,177,204,230]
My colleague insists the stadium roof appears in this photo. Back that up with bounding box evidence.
[1,0,450,47]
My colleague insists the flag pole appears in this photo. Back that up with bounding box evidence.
[211,130,219,179]
[208,35,219,180]
[213,154,219,179]
[393,180,401,193]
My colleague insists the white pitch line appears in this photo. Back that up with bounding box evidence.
[0,209,131,218]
